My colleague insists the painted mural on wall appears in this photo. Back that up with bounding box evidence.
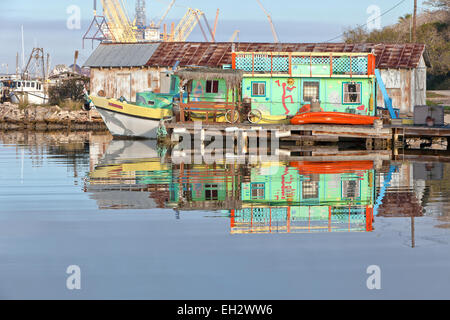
[275,79,297,115]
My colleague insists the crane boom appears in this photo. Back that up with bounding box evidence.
[100,0,137,42]
[228,30,240,42]
[173,8,204,42]
[256,0,279,43]
[213,9,219,38]
[157,0,176,28]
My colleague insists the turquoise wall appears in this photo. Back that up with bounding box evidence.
[242,77,376,116]
[241,163,374,207]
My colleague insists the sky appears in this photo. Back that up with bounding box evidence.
[0,0,429,73]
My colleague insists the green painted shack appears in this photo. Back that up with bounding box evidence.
[232,52,377,119]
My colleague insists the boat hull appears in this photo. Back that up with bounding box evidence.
[95,107,161,139]
[11,91,48,105]
[290,112,379,125]
[90,96,172,139]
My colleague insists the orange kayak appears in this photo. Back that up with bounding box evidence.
[290,112,379,125]
[290,161,374,174]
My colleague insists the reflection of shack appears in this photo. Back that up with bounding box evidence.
[375,162,426,248]
[231,161,376,234]
[167,163,245,211]
[376,162,424,218]
[376,192,423,217]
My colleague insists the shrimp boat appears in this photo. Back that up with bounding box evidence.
[88,91,174,139]
[10,79,48,105]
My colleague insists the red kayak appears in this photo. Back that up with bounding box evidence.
[289,161,374,174]
[291,112,379,125]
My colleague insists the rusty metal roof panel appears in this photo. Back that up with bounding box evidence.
[145,42,426,69]
[373,43,425,69]
[84,43,161,67]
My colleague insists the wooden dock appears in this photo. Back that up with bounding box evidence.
[165,121,450,150]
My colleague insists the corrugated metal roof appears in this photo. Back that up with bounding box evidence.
[372,43,426,69]
[83,43,160,67]
[146,42,426,69]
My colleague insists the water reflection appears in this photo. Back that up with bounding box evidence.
[87,140,386,234]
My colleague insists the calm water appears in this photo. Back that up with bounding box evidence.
[1,131,450,299]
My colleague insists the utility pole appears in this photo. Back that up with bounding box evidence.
[412,0,417,42]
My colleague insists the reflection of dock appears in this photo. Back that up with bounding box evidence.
[167,122,450,152]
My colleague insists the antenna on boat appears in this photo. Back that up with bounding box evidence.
[21,25,25,74]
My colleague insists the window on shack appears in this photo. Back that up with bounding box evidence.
[343,82,361,104]
[302,178,319,199]
[251,82,266,97]
[303,81,319,102]
[342,179,360,199]
[205,184,219,201]
[251,183,265,200]
[205,80,219,94]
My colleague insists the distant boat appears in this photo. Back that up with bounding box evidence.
[10,80,48,105]
[290,112,379,125]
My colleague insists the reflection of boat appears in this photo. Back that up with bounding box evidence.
[89,93,173,139]
[99,139,159,165]
[289,161,374,174]
[290,112,379,125]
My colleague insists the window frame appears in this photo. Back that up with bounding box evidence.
[302,80,320,103]
[250,182,265,200]
[341,179,361,200]
[251,81,266,97]
[205,184,219,201]
[205,80,219,94]
[342,82,362,105]
[301,177,319,200]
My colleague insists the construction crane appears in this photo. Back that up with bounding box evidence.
[212,9,220,41]
[100,0,137,43]
[156,0,176,28]
[256,0,279,43]
[173,8,205,42]
[229,30,240,42]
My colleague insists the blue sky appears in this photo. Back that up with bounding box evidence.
[0,0,428,73]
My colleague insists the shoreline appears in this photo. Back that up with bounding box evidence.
[0,102,107,131]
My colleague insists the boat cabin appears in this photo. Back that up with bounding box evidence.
[11,80,44,91]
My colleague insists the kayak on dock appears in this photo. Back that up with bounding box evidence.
[290,112,379,125]
[289,161,374,174]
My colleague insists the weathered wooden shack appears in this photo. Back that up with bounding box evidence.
[84,42,428,113]
[83,43,165,102]
[147,42,429,114]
